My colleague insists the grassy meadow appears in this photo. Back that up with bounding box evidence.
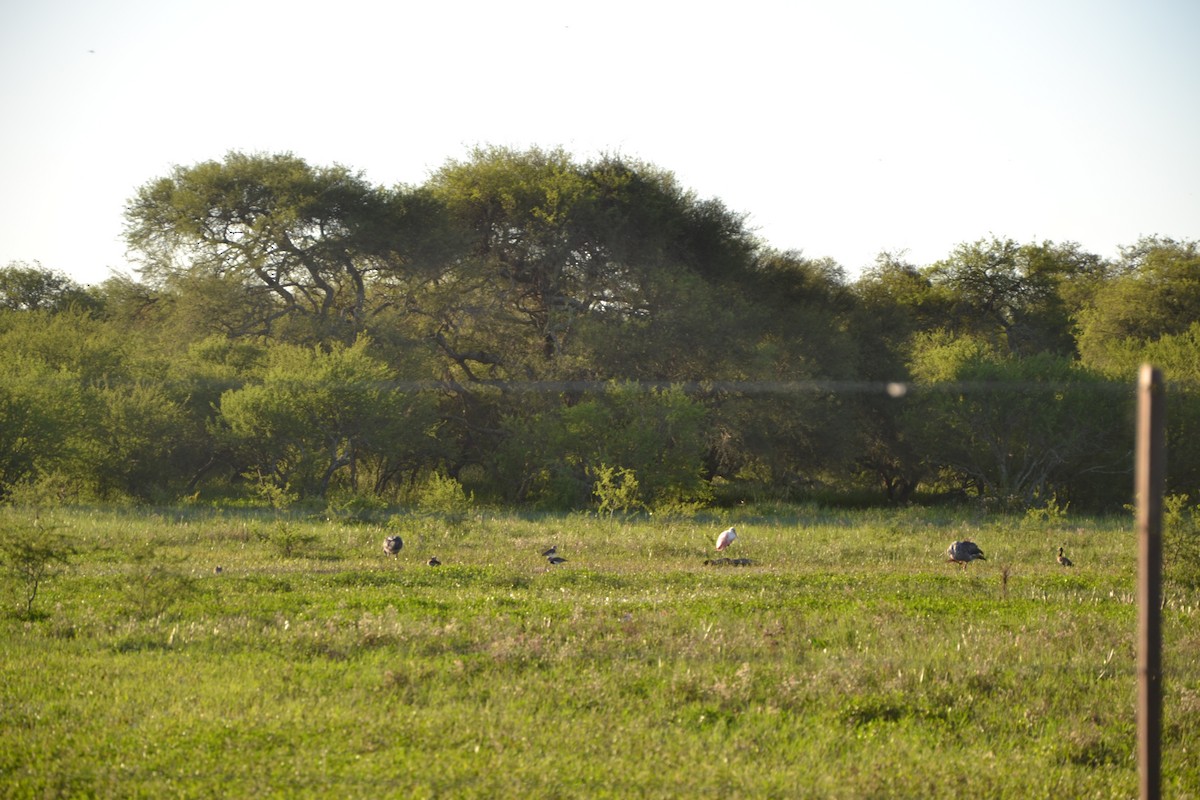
[2,504,1199,798]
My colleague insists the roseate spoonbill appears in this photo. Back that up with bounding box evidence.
[715,526,737,551]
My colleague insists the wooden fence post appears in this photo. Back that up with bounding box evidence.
[1136,364,1165,800]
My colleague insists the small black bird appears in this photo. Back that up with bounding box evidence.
[542,545,557,557]
[547,555,567,565]
[427,556,441,567]
[383,535,403,556]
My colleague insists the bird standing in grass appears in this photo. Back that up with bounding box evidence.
[427,556,441,567]
[715,526,737,551]
[541,545,557,558]
[547,554,567,565]
[1057,547,1073,567]
[946,540,985,568]
[383,535,403,557]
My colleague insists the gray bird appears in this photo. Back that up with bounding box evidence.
[547,555,567,565]
[541,545,557,557]
[946,540,986,568]
[383,535,403,556]
[1057,547,1073,567]
[427,556,441,567]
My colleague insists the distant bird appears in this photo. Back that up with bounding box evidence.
[547,555,568,565]
[383,535,403,557]
[1057,547,1073,567]
[213,565,223,575]
[715,526,737,551]
[946,540,986,568]
[427,556,441,567]
[541,545,557,557]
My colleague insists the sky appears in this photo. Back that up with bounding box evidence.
[2,0,1198,287]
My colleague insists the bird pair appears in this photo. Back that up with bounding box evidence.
[542,545,567,565]
[384,535,441,566]
[946,540,1075,568]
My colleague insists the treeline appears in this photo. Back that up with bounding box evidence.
[2,148,1198,512]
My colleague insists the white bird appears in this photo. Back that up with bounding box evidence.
[946,540,985,568]
[715,526,737,551]
[383,535,403,556]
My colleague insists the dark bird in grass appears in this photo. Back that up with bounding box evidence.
[946,540,986,568]
[1057,547,1073,567]
[547,555,567,565]
[383,535,403,557]
[427,556,441,567]
[541,545,557,557]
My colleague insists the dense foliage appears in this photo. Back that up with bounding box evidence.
[3,148,1198,511]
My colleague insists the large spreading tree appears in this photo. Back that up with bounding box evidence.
[123,151,448,340]
[0,149,1181,510]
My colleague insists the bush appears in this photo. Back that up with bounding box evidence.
[411,470,473,521]
[325,492,389,525]
[120,551,199,620]
[496,381,711,510]
[254,521,320,558]
[1163,494,1200,591]
[590,463,643,517]
[0,519,74,618]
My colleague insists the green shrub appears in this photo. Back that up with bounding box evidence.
[255,521,320,558]
[590,463,643,517]
[412,470,473,519]
[1163,493,1200,590]
[0,519,74,617]
[119,551,199,620]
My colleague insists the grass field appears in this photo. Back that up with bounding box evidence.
[1,505,1198,798]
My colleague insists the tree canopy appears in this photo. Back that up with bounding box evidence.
[123,152,450,340]
[0,149,1195,512]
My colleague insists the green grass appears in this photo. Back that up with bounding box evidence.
[2,506,1198,798]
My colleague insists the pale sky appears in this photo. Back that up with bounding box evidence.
[2,0,1197,287]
